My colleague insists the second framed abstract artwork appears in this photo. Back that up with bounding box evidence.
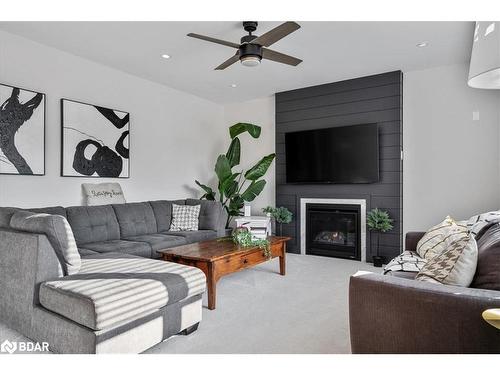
[61,99,130,178]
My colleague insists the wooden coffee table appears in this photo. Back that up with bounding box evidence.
[158,236,290,310]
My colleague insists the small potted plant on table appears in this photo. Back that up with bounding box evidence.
[262,206,293,236]
[367,208,394,267]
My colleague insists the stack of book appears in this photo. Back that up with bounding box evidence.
[234,216,272,240]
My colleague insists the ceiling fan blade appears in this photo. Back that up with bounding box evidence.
[262,48,302,66]
[187,33,240,49]
[251,22,301,47]
[215,53,240,70]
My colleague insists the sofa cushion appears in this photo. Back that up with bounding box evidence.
[112,202,157,237]
[10,211,81,275]
[0,206,67,228]
[78,248,100,257]
[124,233,187,255]
[471,223,500,290]
[163,230,217,243]
[186,199,223,231]
[66,205,120,245]
[81,240,152,258]
[38,253,206,330]
[150,200,186,232]
[28,206,67,218]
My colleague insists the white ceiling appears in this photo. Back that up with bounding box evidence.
[0,21,474,104]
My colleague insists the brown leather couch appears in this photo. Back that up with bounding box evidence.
[349,225,500,353]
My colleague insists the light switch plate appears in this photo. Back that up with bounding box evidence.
[473,111,480,121]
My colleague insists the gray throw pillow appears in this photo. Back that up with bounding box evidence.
[10,211,81,275]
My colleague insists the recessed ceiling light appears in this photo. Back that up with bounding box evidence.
[161,54,171,59]
[416,42,428,48]
[230,83,237,88]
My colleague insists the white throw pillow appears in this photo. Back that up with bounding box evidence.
[415,233,478,287]
[82,183,126,206]
[416,216,467,260]
[169,204,200,231]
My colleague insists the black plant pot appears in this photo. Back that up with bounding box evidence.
[372,255,385,268]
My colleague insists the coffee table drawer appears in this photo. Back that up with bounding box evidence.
[239,243,284,268]
[240,251,268,268]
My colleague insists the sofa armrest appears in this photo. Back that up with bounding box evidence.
[349,272,500,353]
[0,229,63,334]
[405,231,426,252]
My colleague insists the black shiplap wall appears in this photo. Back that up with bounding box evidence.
[275,71,403,261]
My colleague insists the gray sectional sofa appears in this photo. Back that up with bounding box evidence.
[0,199,227,353]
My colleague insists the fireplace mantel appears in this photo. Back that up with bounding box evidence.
[300,198,367,262]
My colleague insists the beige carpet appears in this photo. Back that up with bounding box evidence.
[0,254,379,354]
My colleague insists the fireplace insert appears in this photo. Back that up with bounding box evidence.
[305,203,361,260]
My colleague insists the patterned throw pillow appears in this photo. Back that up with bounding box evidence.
[416,216,468,260]
[415,233,478,287]
[467,210,500,239]
[169,204,200,231]
[383,251,427,274]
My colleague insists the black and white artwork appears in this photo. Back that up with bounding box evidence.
[0,83,45,175]
[61,99,130,178]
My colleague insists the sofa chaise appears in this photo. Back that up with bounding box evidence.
[0,199,227,353]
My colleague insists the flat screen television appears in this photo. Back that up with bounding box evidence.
[285,123,379,184]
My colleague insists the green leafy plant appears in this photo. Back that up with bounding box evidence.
[367,208,394,257]
[262,206,293,236]
[231,227,271,258]
[195,123,275,228]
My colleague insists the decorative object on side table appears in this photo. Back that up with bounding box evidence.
[262,206,293,236]
[0,83,45,175]
[367,208,394,267]
[194,122,275,228]
[234,215,272,240]
[61,99,130,178]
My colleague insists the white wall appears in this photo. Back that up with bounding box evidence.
[222,96,276,215]
[403,63,500,233]
[3,28,498,235]
[0,30,225,208]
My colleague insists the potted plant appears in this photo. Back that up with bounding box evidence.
[367,208,394,267]
[195,123,275,231]
[231,227,271,258]
[262,206,293,236]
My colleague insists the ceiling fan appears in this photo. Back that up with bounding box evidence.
[187,21,302,70]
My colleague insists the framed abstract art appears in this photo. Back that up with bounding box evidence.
[0,83,45,175]
[61,99,130,178]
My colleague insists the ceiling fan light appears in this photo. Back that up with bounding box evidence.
[240,55,261,67]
